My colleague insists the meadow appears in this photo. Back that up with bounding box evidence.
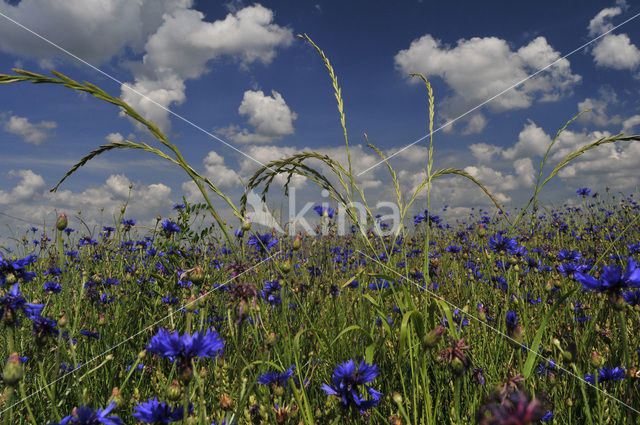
[1,34,640,424]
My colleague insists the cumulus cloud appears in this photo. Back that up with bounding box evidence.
[592,34,640,70]
[576,86,622,127]
[394,35,581,131]
[588,4,640,70]
[2,114,56,145]
[0,170,46,204]
[0,0,184,64]
[503,120,552,160]
[105,132,124,143]
[461,114,487,135]
[120,4,294,134]
[622,114,640,133]
[202,151,241,189]
[217,89,298,143]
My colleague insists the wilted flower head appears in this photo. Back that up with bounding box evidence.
[439,338,471,374]
[477,389,547,425]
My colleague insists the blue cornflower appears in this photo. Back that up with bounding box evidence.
[505,311,518,331]
[558,249,582,262]
[622,290,640,306]
[313,205,336,218]
[120,218,136,228]
[488,232,517,254]
[0,252,38,285]
[260,280,282,307]
[43,281,62,293]
[146,328,224,366]
[321,359,382,414]
[173,203,186,210]
[0,283,44,326]
[585,366,626,384]
[573,256,640,293]
[557,262,588,277]
[577,187,591,197]
[132,398,186,423]
[257,365,299,388]
[247,233,278,254]
[161,220,181,234]
[446,245,461,254]
[30,314,59,341]
[53,401,122,425]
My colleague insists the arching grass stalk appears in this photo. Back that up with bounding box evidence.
[0,69,243,254]
[506,109,640,236]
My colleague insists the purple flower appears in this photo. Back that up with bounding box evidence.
[585,366,626,384]
[488,232,517,254]
[53,401,122,425]
[132,398,187,423]
[0,283,44,326]
[313,206,336,218]
[247,233,278,254]
[161,220,181,234]
[573,256,640,293]
[320,359,382,414]
[257,365,299,388]
[146,328,224,366]
[0,252,38,285]
[577,187,591,197]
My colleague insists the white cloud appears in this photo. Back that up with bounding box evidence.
[120,4,294,134]
[588,4,640,70]
[0,170,46,204]
[0,0,185,64]
[202,151,240,189]
[592,34,640,70]
[105,132,124,143]
[622,114,640,133]
[394,35,580,131]
[503,120,553,160]
[3,114,56,145]
[461,114,487,135]
[469,142,502,163]
[576,86,622,127]
[588,5,623,37]
[218,89,298,143]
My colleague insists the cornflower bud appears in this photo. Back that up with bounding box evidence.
[56,213,68,231]
[3,353,23,386]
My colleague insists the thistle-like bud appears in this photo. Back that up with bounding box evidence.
[281,259,291,274]
[5,273,16,285]
[185,294,197,313]
[108,387,123,410]
[451,357,466,375]
[57,313,68,329]
[590,351,605,368]
[292,234,302,251]
[56,213,68,231]
[120,205,126,214]
[167,379,181,402]
[3,353,23,386]
[422,325,445,349]
[242,219,252,231]
[189,267,204,284]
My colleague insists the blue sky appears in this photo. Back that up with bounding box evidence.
[0,0,639,243]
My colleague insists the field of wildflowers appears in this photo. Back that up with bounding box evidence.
[1,34,640,425]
